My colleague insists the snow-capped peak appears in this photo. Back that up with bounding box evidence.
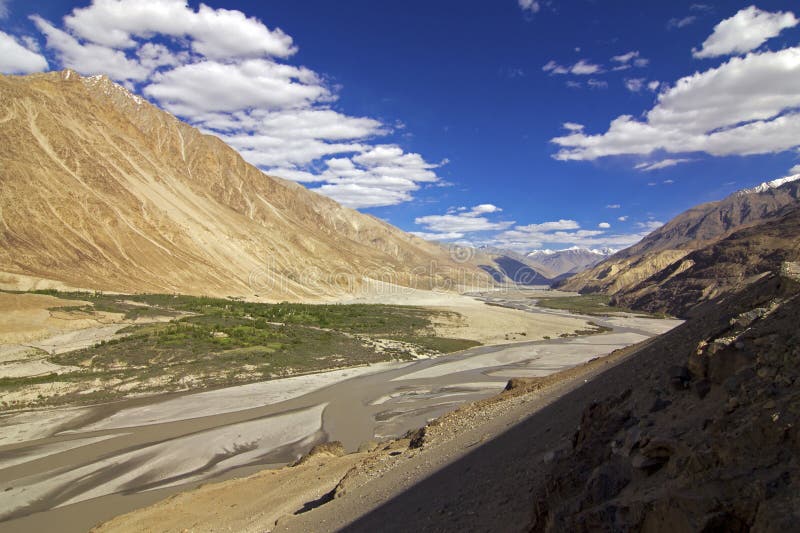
[528,247,616,257]
[738,174,800,195]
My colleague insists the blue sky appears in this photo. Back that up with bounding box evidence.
[2,1,800,251]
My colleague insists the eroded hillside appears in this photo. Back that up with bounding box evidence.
[0,70,489,300]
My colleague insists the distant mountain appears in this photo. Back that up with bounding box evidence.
[0,70,487,299]
[526,247,615,278]
[556,175,800,298]
[476,248,553,285]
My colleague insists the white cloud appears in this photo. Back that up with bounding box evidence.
[410,231,466,241]
[624,78,644,92]
[791,164,800,174]
[663,179,674,184]
[0,31,48,74]
[518,0,541,14]
[668,16,697,29]
[469,204,502,215]
[542,60,568,75]
[144,59,330,115]
[415,204,515,235]
[563,122,584,132]
[693,6,798,58]
[606,204,621,209]
[0,0,9,19]
[299,145,446,208]
[611,50,648,69]
[31,15,150,81]
[635,158,692,171]
[136,42,188,70]
[28,1,446,210]
[516,219,581,232]
[647,80,660,91]
[552,47,800,162]
[544,59,603,76]
[617,215,629,222]
[598,222,611,229]
[571,59,602,75]
[611,51,639,64]
[63,0,295,59]
[488,219,653,251]
[636,220,665,231]
[587,78,608,89]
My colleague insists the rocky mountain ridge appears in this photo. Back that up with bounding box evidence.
[526,247,615,277]
[556,177,800,305]
[0,70,488,300]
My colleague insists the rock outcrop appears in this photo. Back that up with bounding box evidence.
[530,272,800,532]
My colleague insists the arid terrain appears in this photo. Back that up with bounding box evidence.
[0,70,498,300]
[0,289,676,532]
[2,9,800,531]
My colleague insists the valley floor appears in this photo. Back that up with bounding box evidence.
[0,288,677,532]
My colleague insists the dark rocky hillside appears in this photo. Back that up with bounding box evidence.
[530,270,800,532]
[612,204,800,317]
[557,178,800,297]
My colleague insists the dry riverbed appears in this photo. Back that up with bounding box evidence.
[0,288,677,532]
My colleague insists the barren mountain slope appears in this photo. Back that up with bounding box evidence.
[530,269,800,532]
[557,178,800,296]
[612,204,800,317]
[0,70,487,299]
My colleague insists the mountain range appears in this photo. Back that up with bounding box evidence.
[0,70,489,300]
[526,247,615,278]
[556,175,800,316]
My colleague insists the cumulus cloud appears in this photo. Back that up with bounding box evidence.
[25,0,445,209]
[0,31,48,73]
[31,15,149,81]
[415,204,515,236]
[571,59,602,75]
[552,46,800,162]
[143,59,330,115]
[693,6,798,58]
[647,80,660,91]
[62,0,295,59]
[618,215,629,222]
[488,218,653,251]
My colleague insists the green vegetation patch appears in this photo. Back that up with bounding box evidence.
[534,294,664,317]
[1,290,478,409]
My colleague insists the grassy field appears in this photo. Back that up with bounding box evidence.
[533,294,666,317]
[1,291,480,409]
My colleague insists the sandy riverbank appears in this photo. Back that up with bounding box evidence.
[93,336,651,533]
[341,287,590,345]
